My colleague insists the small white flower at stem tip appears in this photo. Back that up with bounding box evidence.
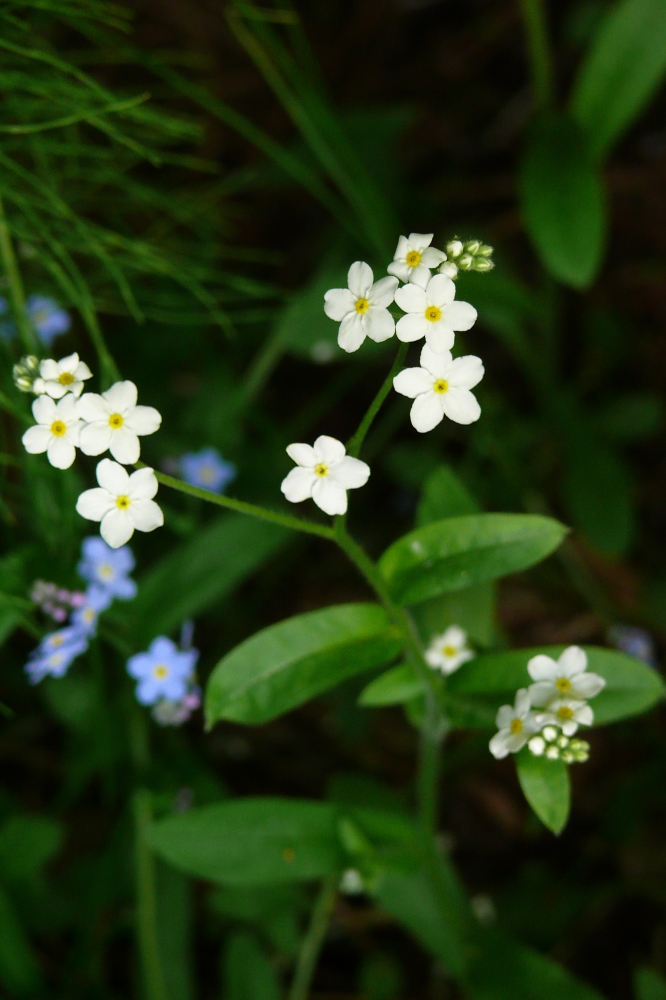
[78,380,161,465]
[387,233,447,285]
[324,262,398,353]
[394,272,477,353]
[39,352,92,399]
[393,344,484,433]
[535,698,594,737]
[527,646,605,708]
[281,435,370,516]
[425,625,475,675]
[22,394,82,469]
[489,688,540,759]
[76,459,164,548]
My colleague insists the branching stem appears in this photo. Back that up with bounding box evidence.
[519,0,554,109]
[288,877,337,1000]
[346,343,407,457]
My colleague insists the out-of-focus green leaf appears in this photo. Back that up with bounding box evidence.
[0,815,63,882]
[519,112,605,288]
[571,0,666,159]
[595,393,662,442]
[358,952,404,1000]
[156,862,194,1000]
[516,752,571,834]
[563,434,634,556]
[205,603,401,726]
[211,884,302,956]
[359,663,424,707]
[379,514,567,606]
[634,967,666,1000]
[416,465,480,525]
[276,251,347,362]
[0,885,42,995]
[223,931,281,1000]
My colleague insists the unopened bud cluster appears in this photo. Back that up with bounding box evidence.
[13,355,44,394]
[528,725,590,763]
[443,238,494,278]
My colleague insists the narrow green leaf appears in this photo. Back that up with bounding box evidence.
[571,0,666,159]
[205,603,401,726]
[359,663,424,707]
[378,514,567,606]
[563,435,634,556]
[519,112,606,288]
[516,751,571,834]
[416,464,480,525]
[0,885,42,995]
[634,967,666,1000]
[224,932,281,1000]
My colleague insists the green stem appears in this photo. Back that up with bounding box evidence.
[0,194,37,353]
[133,788,167,1000]
[288,877,337,1000]
[418,689,446,839]
[519,0,554,109]
[80,297,120,388]
[346,343,407,458]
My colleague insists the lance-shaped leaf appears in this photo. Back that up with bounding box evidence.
[359,663,424,707]
[516,751,571,835]
[205,603,402,726]
[378,514,567,607]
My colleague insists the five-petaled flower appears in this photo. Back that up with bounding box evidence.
[78,380,161,465]
[281,435,370,516]
[77,536,137,600]
[393,344,484,433]
[76,459,164,548]
[27,295,71,347]
[180,447,236,494]
[70,586,113,635]
[535,698,594,737]
[126,636,198,706]
[22,394,82,469]
[38,352,92,399]
[387,233,447,285]
[489,689,540,759]
[394,273,477,352]
[425,625,475,675]
[527,646,605,709]
[25,626,89,684]
[324,262,398,353]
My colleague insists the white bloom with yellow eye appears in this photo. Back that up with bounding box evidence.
[76,459,163,548]
[324,262,398,353]
[78,381,161,465]
[535,698,594,737]
[281,435,370,516]
[22,395,82,469]
[387,233,447,285]
[489,689,540,759]
[425,625,475,675]
[527,646,605,708]
[39,352,92,399]
[394,272,477,352]
[393,344,484,433]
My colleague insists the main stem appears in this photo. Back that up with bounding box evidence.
[0,194,37,353]
[519,0,554,109]
[288,877,337,1000]
[346,343,407,457]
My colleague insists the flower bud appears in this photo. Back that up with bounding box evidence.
[560,749,575,764]
[528,735,545,756]
[542,726,558,743]
[472,258,495,273]
[464,240,481,255]
[457,254,474,271]
[439,261,458,279]
[545,744,560,760]
[478,244,494,257]
[12,355,44,394]
[446,239,463,259]
[556,735,570,749]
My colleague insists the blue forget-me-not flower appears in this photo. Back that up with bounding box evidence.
[0,295,71,347]
[180,447,236,494]
[25,626,89,684]
[126,636,198,706]
[70,585,113,635]
[77,536,137,601]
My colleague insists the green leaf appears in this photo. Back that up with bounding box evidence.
[563,436,634,556]
[516,751,571,834]
[519,112,606,288]
[205,603,401,726]
[359,663,424,707]
[0,885,42,995]
[211,884,301,956]
[223,932,281,1000]
[447,646,665,727]
[0,815,63,882]
[156,862,194,1000]
[378,514,567,606]
[416,464,480,525]
[571,0,666,160]
[634,967,666,1000]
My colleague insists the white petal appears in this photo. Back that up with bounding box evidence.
[324,288,355,322]
[557,645,588,678]
[441,625,467,648]
[22,425,50,454]
[396,314,429,343]
[75,361,92,380]
[448,355,484,391]
[100,508,135,548]
[77,393,110,422]
[575,704,594,726]
[59,352,80,372]
[420,247,447,267]
[103,380,137,413]
[125,405,161,436]
[338,313,366,353]
[281,467,316,503]
[408,263,433,286]
[410,393,445,433]
[96,458,130,493]
[514,688,531,715]
[56,395,79,422]
[80,422,112,456]
[32,395,57,424]
[45,382,68,399]
[496,705,514,729]
[527,654,559,682]
[313,436,346,466]
[76,487,115,522]
[571,673,605,699]
[328,456,370,489]
[425,273,456,307]
[408,233,433,249]
[125,467,158,500]
[312,478,347,515]
[444,300,477,332]
[387,260,411,283]
[424,323,455,353]
[394,283,426,314]
[393,234,410,259]
[39,359,60,380]
[505,732,529,754]
[489,730,512,759]
[129,498,163,533]
[286,443,317,468]
[368,276,398,308]
[108,427,140,465]
[441,387,481,425]
[347,261,373,297]
[47,436,76,469]
[528,681,557,707]
[364,308,395,343]
[419,345,452,379]
[393,367,433,398]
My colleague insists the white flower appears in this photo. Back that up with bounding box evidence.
[394,273,477,352]
[78,381,161,465]
[281,435,370,516]
[324,262,398,353]
[527,646,605,708]
[425,625,475,675]
[387,233,447,285]
[535,698,594,737]
[76,459,164,548]
[38,352,92,399]
[393,344,484,433]
[489,689,540,759]
[22,395,82,469]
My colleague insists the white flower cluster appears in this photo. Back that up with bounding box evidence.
[20,352,164,548]
[489,646,605,762]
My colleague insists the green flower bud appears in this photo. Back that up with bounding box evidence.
[12,355,43,394]
[472,257,495,273]
[458,254,474,271]
[478,244,494,257]
[545,744,560,760]
[542,726,558,743]
[464,240,481,255]
[446,239,463,258]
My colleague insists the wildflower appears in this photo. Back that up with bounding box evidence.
[39,353,92,399]
[324,262,398,353]
[394,273,477,353]
[608,624,657,666]
[281,435,370,516]
[78,381,161,465]
[30,580,86,622]
[25,626,89,684]
[70,586,113,635]
[527,646,605,707]
[180,447,236,494]
[22,394,82,469]
[12,355,43,394]
[425,625,475,675]
[393,344,484,433]
[76,459,163,548]
[77,536,137,600]
[27,295,71,347]
[126,636,198,706]
[387,233,447,285]
[340,869,365,895]
[489,689,540,759]
[535,698,594,737]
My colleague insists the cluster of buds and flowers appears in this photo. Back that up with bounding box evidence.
[443,238,495,278]
[30,580,87,623]
[489,646,605,763]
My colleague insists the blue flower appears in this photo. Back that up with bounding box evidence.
[25,626,89,684]
[608,625,657,667]
[126,636,198,706]
[180,448,236,494]
[70,585,113,636]
[27,295,71,347]
[77,536,137,601]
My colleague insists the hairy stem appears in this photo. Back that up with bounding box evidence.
[0,194,37,353]
[346,343,407,458]
[519,0,554,109]
[288,877,337,1000]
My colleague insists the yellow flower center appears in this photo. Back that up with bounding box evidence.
[199,466,216,483]
[153,664,169,679]
[109,413,124,429]
[556,677,571,693]
[98,564,114,581]
[510,718,523,735]
[51,420,66,437]
[314,463,329,478]
[58,372,74,385]
[49,652,64,667]
[433,379,449,395]
[116,495,131,510]
[355,297,370,314]
[442,644,457,657]
[82,609,95,623]
[425,305,442,322]
[406,250,422,267]
[51,635,65,647]
[557,706,574,721]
